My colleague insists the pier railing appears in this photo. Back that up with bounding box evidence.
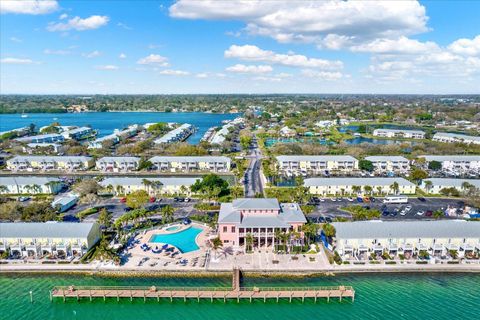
[51,285,353,292]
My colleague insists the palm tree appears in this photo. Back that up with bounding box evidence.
[0,185,9,194]
[352,185,361,195]
[390,182,400,195]
[274,229,282,252]
[364,185,373,195]
[179,185,188,196]
[211,237,223,259]
[424,180,433,193]
[376,186,383,196]
[245,233,254,253]
[161,205,175,224]
[279,232,289,254]
[31,184,41,194]
[142,179,152,194]
[115,185,125,196]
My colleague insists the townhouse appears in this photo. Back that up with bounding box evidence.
[276,155,358,175]
[0,222,101,259]
[96,156,140,172]
[0,176,63,194]
[154,123,194,144]
[419,155,480,171]
[149,156,231,173]
[373,128,425,139]
[6,155,93,172]
[88,125,138,149]
[364,156,410,173]
[420,178,480,194]
[304,177,416,195]
[332,220,480,260]
[218,198,306,248]
[99,177,200,195]
[15,133,65,144]
[61,126,96,140]
[432,132,480,145]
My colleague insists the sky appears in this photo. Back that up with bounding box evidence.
[1,0,479,94]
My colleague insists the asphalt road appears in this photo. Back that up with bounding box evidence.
[244,142,264,198]
[309,197,466,221]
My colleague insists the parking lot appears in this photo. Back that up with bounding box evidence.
[309,197,467,222]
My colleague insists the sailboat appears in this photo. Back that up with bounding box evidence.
[21,113,28,118]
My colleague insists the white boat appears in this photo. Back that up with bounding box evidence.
[21,113,28,118]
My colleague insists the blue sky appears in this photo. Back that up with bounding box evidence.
[1,0,479,94]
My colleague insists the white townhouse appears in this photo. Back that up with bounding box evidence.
[149,156,231,173]
[364,156,410,173]
[15,133,65,144]
[153,123,194,144]
[276,155,358,175]
[432,132,480,145]
[304,177,416,196]
[96,156,140,172]
[419,155,480,171]
[99,177,200,195]
[332,220,480,260]
[88,125,138,149]
[373,128,425,139]
[6,155,93,172]
[0,176,63,194]
[420,178,480,194]
[0,222,101,259]
[61,126,95,140]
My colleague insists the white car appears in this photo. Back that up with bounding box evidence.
[347,197,354,202]
[400,210,407,216]
[330,198,337,202]
[416,210,425,216]
[405,205,412,212]
[319,198,325,202]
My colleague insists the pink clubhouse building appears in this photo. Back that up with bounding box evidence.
[218,198,307,248]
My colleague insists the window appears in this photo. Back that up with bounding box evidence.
[231,226,236,233]
[224,240,229,243]
[223,226,227,232]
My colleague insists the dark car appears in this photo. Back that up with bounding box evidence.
[425,210,433,217]
[370,197,376,202]
[325,216,333,223]
[417,197,426,202]
[382,210,389,216]
[317,216,326,223]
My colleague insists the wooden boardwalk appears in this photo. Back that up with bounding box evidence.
[50,269,355,303]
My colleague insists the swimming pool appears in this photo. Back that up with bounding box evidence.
[164,225,181,232]
[149,227,202,253]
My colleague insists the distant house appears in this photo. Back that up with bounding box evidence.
[0,176,63,194]
[372,128,425,139]
[16,133,65,144]
[6,156,93,172]
[96,157,140,172]
[279,126,296,137]
[61,126,95,140]
[420,178,480,194]
[419,155,480,171]
[432,132,480,145]
[304,177,416,196]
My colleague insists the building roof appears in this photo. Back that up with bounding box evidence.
[149,156,230,163]
[154,123,192,143]
[16,133,64,142]
[332,220,480,239]
[433,132,480,142]
[373,128,425,134]
[304,177,415,187]
[276,155,358,162]
[100,177,200,187]
[97,156,140,162]
[423,178,480,188]
[419,155,480,162]
[0,222,99,239]
[232,198,279,210]
[51,194,79,206]
[7,155,92,162]
[0,176,61,186]
[365,156,409,162]
[64,126,92,134]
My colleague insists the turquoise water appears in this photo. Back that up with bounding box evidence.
[165,226,181,232]
[0,112,238,144]
[0,273,478,320]
[149,226,202,253]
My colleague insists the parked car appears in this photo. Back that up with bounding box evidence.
[417,197,426,202]
[149,197,156,203]
[416,210,425,216]
[120,197,127,203]
[425,210,433,217]
[18,196,31,202]
[347,197,354,202]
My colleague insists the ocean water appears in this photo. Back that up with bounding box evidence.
[0,112,239,144]
[0,273,478,320]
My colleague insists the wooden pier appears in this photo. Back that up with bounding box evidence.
[50,269,355,303]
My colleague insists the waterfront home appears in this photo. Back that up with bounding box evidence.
[51,193,79,212]
[15,133,65,144]
[88,125,138,149]
[96,156,140,172]
[304,177,416,196]
[0,126,31,139]
[154,123,194,144]
[373,128,425,139]
[209,118,244,145]
[419,155,480,172]
[276,155,358,175]
[6,155,93,171]
[149,156,231,173]
[364,156,410,173]
[61,126,96,140]
[332,220,480,260]
[99,177,200,195]
[218,198,306,248]
[432,132,480,145]
[420,178,480,194]
[0,176,63,194]
[0,222,101,259]
[24,142,63,153]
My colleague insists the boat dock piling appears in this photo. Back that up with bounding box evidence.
[50,268,355,303]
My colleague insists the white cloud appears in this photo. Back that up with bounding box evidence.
[137,54,169,66]
[351,36,439,54]
[170,1,428,47]
[159,69,190,76]
[10,36,22,43]
[1,57,37,64]
[226,64,273,74]
[195,73,208,78]
[225,44,342,70]
[82,50,101,58]
[448,35,480,56]
[117,22,132,30]
[301,69,343,80]
[59,13,68,20]
[44,49,71,55]
[47,15,109,32]
[1,0,58,15]
[95,65,119,70]
[119,53,127,59]
[252,76,282,82]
